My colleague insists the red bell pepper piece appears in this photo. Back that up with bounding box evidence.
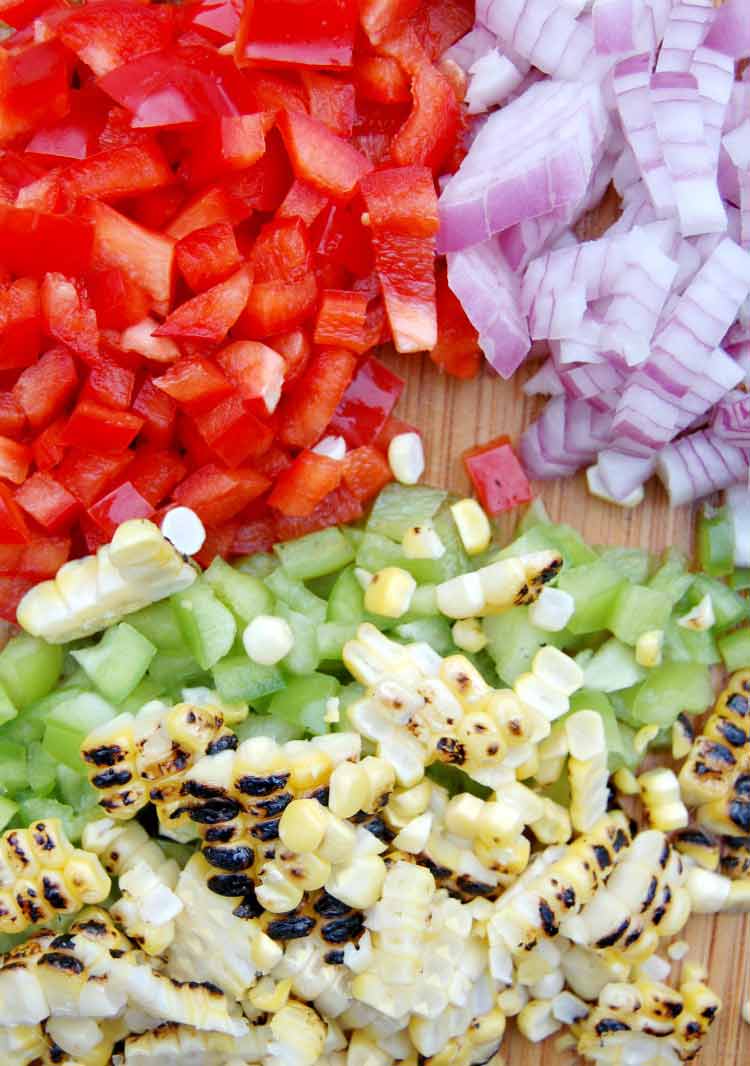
[328,353,404,447]
[84,200,175,314]
[429,267,481,379]
[16,171,63,214]
[153,266,250,345]
[32,418,68,471]
[0,41,71,145]
[128,187,186,232]
[315,202,373,278]
[193,521,240,568]
[188,0,242,42]
[301,72,355,138]
[245,70,308,114]
[61,142,173,205]
[57,449,133,507]
[0,278,42,370]
[392,62,460,173]
[0,0,52,30]
[193,395,274,467]
[400,0,473,62]
[242,217,318,336]
[463,437,533,515]
[13,347,77,430]
[0,394,26,439]
[253,443,293,480]
[232,514,277,555]
[313,290,369,352]
[0,482,30,544]
[278,347,357,448]
[350,99,411,166]
[359,0,420,45]
[58,1,175,77]
[179,113,273,186]
[222,132,293,216]
[15,471,80,532]
[271,328,311,383]
[277,180,329,227]
[62,400,143,454]
[236,0,358,69]
[125,449,186,507]
[86,268,151,330]
[172,462,270,525]
[0,205,93,278]
[373,413,419,450]
[278,110,372,200]
[88,481,155,536]
[177,411,217,468]
[15,536,71,578]
[0,575,35,619]
[83,358,137,412]
[268,450,343,517]
[40,273,99,360]
[25,85,109,161]
[341,444,392,501]
[360,166,438,353]
[354,56,411,104]
[272,483,362,540]
[175,222,243,293]
[132,377,178,448]
[166,186,233,241]
[0,436,31,485]
[154,356,232,412]
[217,340,285,413]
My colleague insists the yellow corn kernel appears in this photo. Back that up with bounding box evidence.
[64,852,112,905]
[671,715,694,761]
[401,525,446,560]
[450,499,492,556]
[613,768,640,795]
[635,629,664,668]
[328,762,368,819]
[515,749,540,780]
[532,645,584,698]
[634,724,660,756]
[445,793,484,838]
[451,618,488,653]
[440,655,491,706]
[248,977,291,1012]
[639,768,689,832]
[325,854,387,909]
[279,799,329,854]
[364,567,417,619]
[436,572,486,619]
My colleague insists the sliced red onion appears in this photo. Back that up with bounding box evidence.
[480,0,607,82]
[655,0,716,74]
[467,50,529,114]
[592,0,655,57]
[725,83,750,134]
[613,55,675,219]
[523,359,565,396]
[723,121,750,249]
[656,428,749,506]
[726,483,750,565]
[520,420,575,478]
[446,240,531,378]
[521,396,611,478]
[443,24,497,70]
[711,390,750,444]
[704,0,750,61]
[596,450,656,498]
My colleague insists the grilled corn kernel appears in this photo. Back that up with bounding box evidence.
[533,645,584,698]
[478,558,526,608]
[393,812,432,853]
[279,799,330,854]
[634,723,660,756]
[365,568,417,619]
[723,879,750,912]
[517,1000,561,1043]
[436,572,486,619]
[325,854,386,910]
[528,587,574,632]
[635,628,664,668]
[402,526,446,560]
[613,768,640,795]
[565,710,605,762]
[639,768,689,832]
[388,433,424,485]
[672,713,695,761]
[451,618,488,654]
[450,499,492,556]
[514,672,569,722]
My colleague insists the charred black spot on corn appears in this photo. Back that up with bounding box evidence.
[39,952,84,974]
[202,844,254,871]
[265,914,316,941]
[237,773,290,797]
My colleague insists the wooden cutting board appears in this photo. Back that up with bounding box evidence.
[381,348,750,1064]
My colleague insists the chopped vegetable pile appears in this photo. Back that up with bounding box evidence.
[0,487,748,1063]
[0,0,485,623]
[440,0,750,508]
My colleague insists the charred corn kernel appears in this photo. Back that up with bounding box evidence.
[392,812,432,853]
[723,879,750,911]
[478,557,527,607]
[679,593,715,631]
[687,866,730,912]
[451,618,488,653]
[388,432,424,485]
[639,767,689,831]
[531,798,572,846]
[634,723,660,756]
[436,572,486,619]
[402,526,446,560]
[528,587,574,632]
[325,854,386,910]
[365,568,417,619]
[517,1000,561,1043]
[635,628,664,668]
[569,748,609,834]
[279,799,330,854]
[613,768,640,795]
[450,499,492,556]
[248,976,292,1012]
[672,713,695,761]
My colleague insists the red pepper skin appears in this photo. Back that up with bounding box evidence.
[313,290,369,352]
[175,222,243,293]
[61,142,174,205]
[193,521,240,568]
[154,356,232,413]
[83,357,137,411]
[278,109,372,200]
[13,348,77,431]
[153,266,250,344]
[277,347,357,449]
[0,206,94,278]
[354,56,411,105]
[350,99,411,166]
[84,199,175,314]
[40,273,99,360]
[301,72,356,137]
[216,340,285,412]
[271,328,311,383]
[32,418,68,472]
[328,354,404,447]
[342,444,392,501]
[58,1,175,77]
[167,187,233,241]
[15,471,80,532]
[0,41,71,145]
[187,0,242,42]
[272,483,362,540]
[0,0,51,30]
[88,481,155,536]
[315,202,373,279]
[277,181,329,227]
[193,395,274,467]
[0,436,31,485]
[429,267,481,379]
[359,0,421,45]
[0,575,35,620]
[26,85,110,161]
[15,536,71,578]
[87,268,151,331]
[128,186,186,231]
[236,0,358,69]
[172,462,270,525]
[245,70,308,114]
[268,450,343,516]
[232,514,277,555]
[61,400,143,454]
[0,483,31,544]
[125,448,186,507]
[222,132,293,216]
[0,394,26,439]
[392,62,461,173]
[241,217,318,337]
[0,278,42,370]
[56,450,133,508]
[132,378,178,448]
[463,439,533,515]
[178,113,273,186]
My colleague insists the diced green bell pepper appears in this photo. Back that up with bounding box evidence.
[27,741,56,797]
[147,652,205,691]
[697,505,734,578]
[607,585,672,646]
[127,601,186,651]
[483,607,564,685]
[72,623,156,704]
[367,484,447,542]
[0,636,62,710]
[275,604,320,675]
[42,691,116,771]
[598,547,651,585]
[265,568,327,624]
[274,527,355,580]
[212,656,286,704]
[663,618,720,665]
[685,574,746,631]
[718,627,750,672]
[0,796,17,832]
[0,739,26,796]
[236,552,278,579]
[117,678,165,714]
[631,662,713,726]
[317,622,359,661]
[729,569,750,593]
[267,673,339,735]
[557,563,627,635]
[394,617,455,656]
[648,548,694,606]
[235,714,304,744]
[204,556,274,623]
[582,638,646,693]
[172,581,237,670]
[0,681,17,729]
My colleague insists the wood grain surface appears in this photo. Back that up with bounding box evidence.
[382,347,750,1064]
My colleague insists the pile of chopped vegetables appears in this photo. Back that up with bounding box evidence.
[0,0,485,623]
[439,0,750,507]
[0,486,748,1063]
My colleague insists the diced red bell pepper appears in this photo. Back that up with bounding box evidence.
[430,267,481,379]
[271,328,311,383]
[342,444,392,501]
[83,357,137,411]
[236,0,358,69]
[0,482,30,544]
[88,481,155,536]
[373,413,419,450]
[278,110,372,200]
[13,347,77,430]
[119,316,180,363]
[313,290,369,352]
[78,513,112,554]
[188,0,242,42]
[98,46,254,128]
[217,340,285,413]
[232,514,277,555]
[0,41,71,145]
[0,575,35,619]
[176,411,217,467]
[354,56,411,104]
[392,62,460,173]
[0,393,26,439]
[277,181,329,227]
[0,436,31,485]
[175,221,242,293]
[193,395,274,467]
[0,278,41,370]
[57,449,133,508]
[61,142,173,206]
[172,462,270,525]
[5,536,69,579]
[301,72,355,137]
[0,542,23,573]
[268,450,343,516]
[193,520,239,568]
[463,437,533,515]
[16,171,63,214]
[154,266,250,344]
[245,70,308,113]
[40,272,99,360]
[315,202,373,278]
[0,205,94,278]
[84,199,175,314]
[86,268,151,330]
[166,186,234,241]
[359,0,420,45]
[32,417,68,471]
[15,471,79,532]
[25,86,109,160]
[328,353,404,447]
[272,483,362,539]
[278,347,357,448]
[405,0,474,62]
[128,187,186,232]
[62,400,143,454]
[253,443,293,480]
[222,132,293,216]
[125,448,186,507]
[58,1,175,77]
[154,356,232,412]
[360,166,438,353]
[350,99,411,166]
[132,377,178,448]
[179,113,273,186]
[0,0,53,30]
[242,217,318,336]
